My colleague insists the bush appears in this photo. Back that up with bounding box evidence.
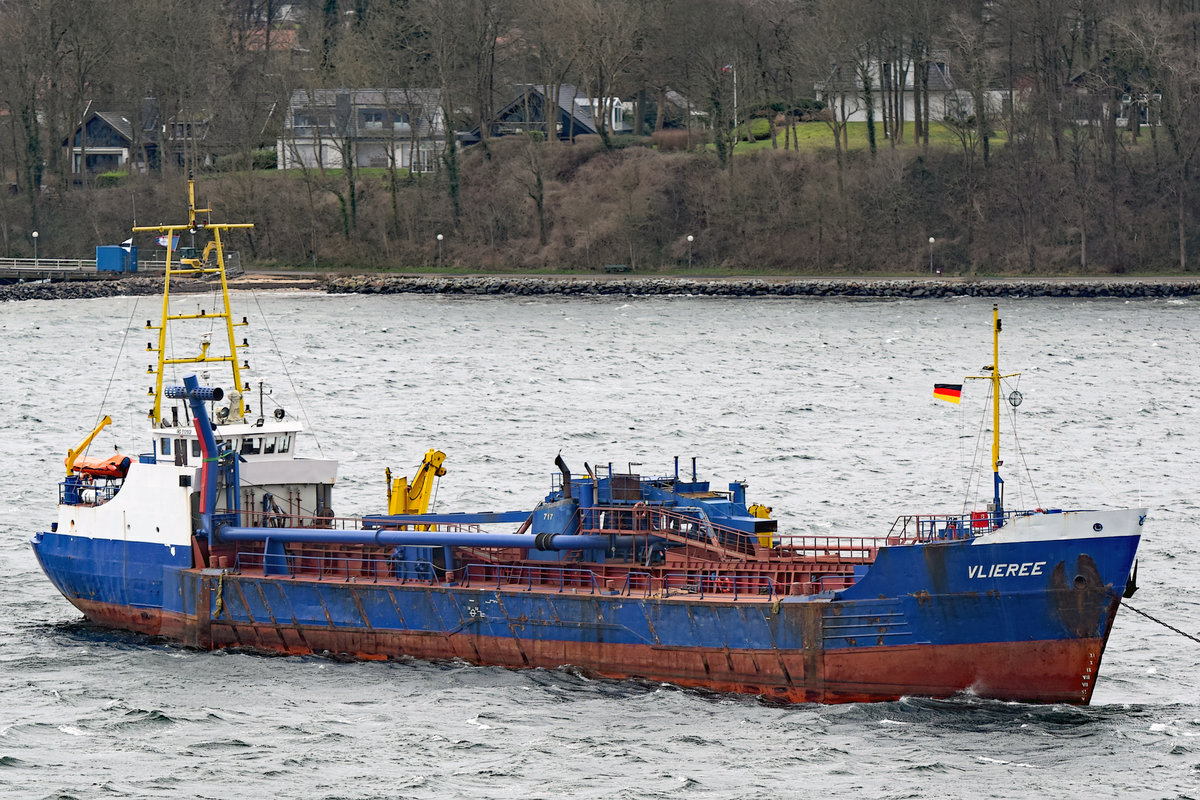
[94,171,127,188]
[735,118,772,141]
[212,147,278,172]
[607,134,654,149]
[252,147,277,170]
[651,129,705,151]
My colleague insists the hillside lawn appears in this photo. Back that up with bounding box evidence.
[731,121,1008,153]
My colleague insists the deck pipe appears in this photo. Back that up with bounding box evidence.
[217,525,639,551]
[167,376,224,544]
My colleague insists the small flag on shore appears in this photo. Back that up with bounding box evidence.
[934,383,963,404]
[156,234,179,249]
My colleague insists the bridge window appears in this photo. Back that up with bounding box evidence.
[160,437,171,456]
[279,435,290,454]
[240,437,261,455]
[191,439,202,458]
[264,437,276,454]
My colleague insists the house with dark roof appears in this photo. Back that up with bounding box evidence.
[277,88,446,172]
[64,100,209,175]
[460,84,631,145]
[64,110,148,174]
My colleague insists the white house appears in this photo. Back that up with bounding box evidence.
[814,58,1006,126]
[277,88,446,172]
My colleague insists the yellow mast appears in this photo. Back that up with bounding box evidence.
[135,178,254,425]
[967,305,1019,516]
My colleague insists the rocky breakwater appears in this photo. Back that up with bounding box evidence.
[0,275,170,302]
[8,274,1200,302]
[0,273,321,302]
[327,275,1200,299]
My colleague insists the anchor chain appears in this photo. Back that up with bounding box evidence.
[1121,601,1200,645]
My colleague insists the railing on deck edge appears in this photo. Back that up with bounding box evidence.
[235,550,440,584]
[58,481,119,506]
[888,508,1062,543]
[578,503,888,562]
[462,563,602,594]
[239,508,485,535]
[229,550,787,601]
[462,565,780,601]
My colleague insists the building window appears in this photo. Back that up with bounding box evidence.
[362,110,384,129]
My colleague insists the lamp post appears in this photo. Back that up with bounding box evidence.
[436,233,443,269]
[928,236,935,274]
[687,234,694,270]
[32,230,38,266]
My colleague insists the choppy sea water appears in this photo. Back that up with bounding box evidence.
[1,292,1198,799]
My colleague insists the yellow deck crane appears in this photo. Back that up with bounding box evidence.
[386,449,447,516]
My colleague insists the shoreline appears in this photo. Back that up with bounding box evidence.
[326,274,1200,298]
[2,273,1198,303]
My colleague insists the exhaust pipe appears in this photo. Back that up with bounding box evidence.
[555,453,572,500]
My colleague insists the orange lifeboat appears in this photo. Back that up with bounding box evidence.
[67,453,132,479]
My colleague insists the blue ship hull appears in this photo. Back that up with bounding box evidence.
[32,527,1139,704]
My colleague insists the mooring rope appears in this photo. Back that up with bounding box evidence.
[1121,601,1200,644]
[212,570,225,619]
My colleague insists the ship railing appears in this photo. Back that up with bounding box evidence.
[234,549,441,584]
[620,571,654,596]
[58,480,119,506]
[462,563,602,594]
[237,508,484,535]
[237,508,361,531]
[770,535,883,562]
[888,510,1038,543]
[580,504,887,563]
[660,572,778,600]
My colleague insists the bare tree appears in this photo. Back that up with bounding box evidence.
[1116,4,1200,271]
[573,0,644,149]
[803,0,863,197]
[513,0,584,142]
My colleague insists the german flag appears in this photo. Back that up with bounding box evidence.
[934,383,963,404]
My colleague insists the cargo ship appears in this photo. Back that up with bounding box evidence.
[31,182,1145,704]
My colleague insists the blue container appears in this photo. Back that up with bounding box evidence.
[96,245,138,273]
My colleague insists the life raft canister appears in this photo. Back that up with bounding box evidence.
[67,453,132,479]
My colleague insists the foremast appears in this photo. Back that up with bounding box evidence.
[966,304,1019,522]
[134,178,254,425]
